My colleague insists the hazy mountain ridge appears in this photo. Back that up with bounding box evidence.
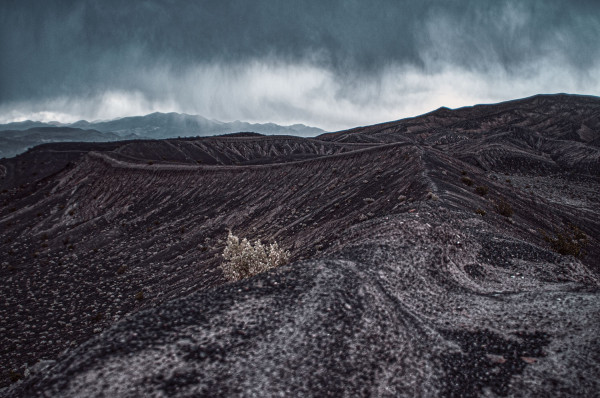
[0,113,326,155]
[1,94,599,397]
[0,114,325,159]
[0,127,121,158]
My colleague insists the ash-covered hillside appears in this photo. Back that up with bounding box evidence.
[1,94,599,397]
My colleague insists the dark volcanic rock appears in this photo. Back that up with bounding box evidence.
[1,94,599,397]
[5,214,600,397]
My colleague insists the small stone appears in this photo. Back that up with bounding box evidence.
[487,354,506,364]
[521,357,537,364]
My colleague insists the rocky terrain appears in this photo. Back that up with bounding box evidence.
[0,94,599,397]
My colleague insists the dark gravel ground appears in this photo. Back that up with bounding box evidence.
[4,211,599,397]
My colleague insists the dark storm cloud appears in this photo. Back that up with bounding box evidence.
[1,0,599,129]
[0,0,417,101]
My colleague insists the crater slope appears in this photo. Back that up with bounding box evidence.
[1,94,599,397]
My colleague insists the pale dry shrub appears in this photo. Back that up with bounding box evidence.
[221,232,290,281]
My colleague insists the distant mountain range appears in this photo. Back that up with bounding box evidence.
[0,112,326,158]
[0,127,121,158]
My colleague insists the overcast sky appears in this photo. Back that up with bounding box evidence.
[1,0,599,131]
